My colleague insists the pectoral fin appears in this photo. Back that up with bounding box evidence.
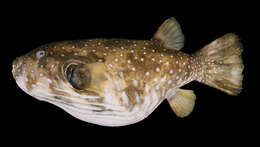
[167,89,196,117]
[153,17,184,50]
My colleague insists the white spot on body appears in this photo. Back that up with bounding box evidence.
[127,60,131,64]
[145,72,150,76]
[140,58,144,62]
[51,64,55,69]
[119,72,124,78]
[152,58,155,62]
[132,80,138,87]
[132,67,136,71]
[169,69,174,74]
[145,84,150,93]
[114,58,118,62]
[156,67,160,72]
[161,76,166,82]
[155,85,160,90]
[39,73,44,77]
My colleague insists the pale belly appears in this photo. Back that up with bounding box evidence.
[48,88,166,127]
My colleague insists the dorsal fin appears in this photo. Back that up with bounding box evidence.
[153,17,185,50]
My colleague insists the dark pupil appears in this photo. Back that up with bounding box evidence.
[66,64,89,90]
[40,52,44,55]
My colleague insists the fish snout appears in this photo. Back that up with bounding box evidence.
[12,57,24,79]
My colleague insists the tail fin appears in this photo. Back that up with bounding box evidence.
[194,33,244,95]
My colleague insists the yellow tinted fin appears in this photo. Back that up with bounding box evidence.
[194,33,244,95]
[153,17,184,50]
[167,89,196,117]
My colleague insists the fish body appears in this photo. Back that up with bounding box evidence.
[12,17,244,126]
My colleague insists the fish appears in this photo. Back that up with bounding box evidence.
[12,17,244,127]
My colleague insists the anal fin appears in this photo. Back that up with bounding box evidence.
[167,89,196,118]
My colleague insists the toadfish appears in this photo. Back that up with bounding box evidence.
[12,17,244,126]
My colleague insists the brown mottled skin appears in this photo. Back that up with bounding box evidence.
[13,38,197,109]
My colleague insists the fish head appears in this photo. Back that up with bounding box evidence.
[12,44,109,104]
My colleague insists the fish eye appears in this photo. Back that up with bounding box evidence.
[66,64,91,90]
[36,50,45,59]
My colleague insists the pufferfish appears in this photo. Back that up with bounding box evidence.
[12,17,244,126]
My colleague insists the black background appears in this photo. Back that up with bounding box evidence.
[2,1,255,145]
